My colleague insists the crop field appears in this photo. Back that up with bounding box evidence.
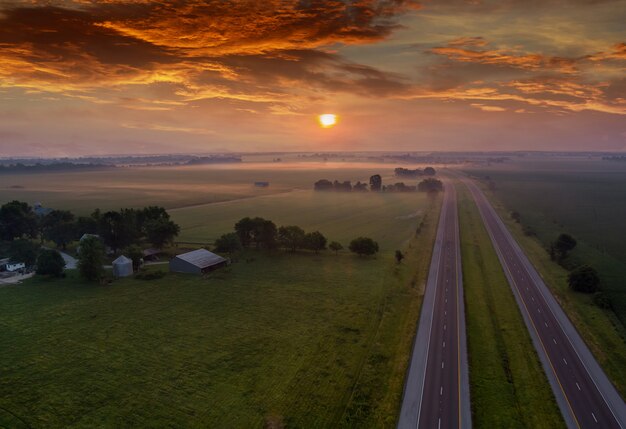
[456,184,563,428]
[0,166,440,428]
[0,162,420,214]
[462,158,626,396]
[172,191,432,251]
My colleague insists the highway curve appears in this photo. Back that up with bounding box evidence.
[464,178,626,429]
[398,183,471,429]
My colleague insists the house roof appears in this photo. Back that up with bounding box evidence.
[143,248,161,257]
[174,249,226,268]
[113,255,132,264]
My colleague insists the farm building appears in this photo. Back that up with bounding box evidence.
[33,202,53,216]
[142,248,162,261]
[169,249,228,275]
[254,181,270,187]
[6,262,26,272]
[112,255,133,278]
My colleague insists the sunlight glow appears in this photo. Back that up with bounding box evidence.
[318,113,337,128]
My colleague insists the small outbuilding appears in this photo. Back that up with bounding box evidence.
[254,181,270,187]
[112,255,133,278]
[169,249,228,275]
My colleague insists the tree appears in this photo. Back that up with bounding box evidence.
[256,219,278,249]
[36,249,65,277]
[424,167,436,176]
[234,217,256,246]
[349,237,379,257]
[124,244,144,271]
[278,225,306,252]
[9,239,39,266]
[329,241,343,254]
[314,179,334,191]
[43,210,76,250]
[78,236,105,281]
[214,232,243,253]
[417,178,443,193]
[145,218,180,249]
[369,174,382,192]
[98,210,139,252]
[568,265,600,293]
[304,231,327,253]
[511,211,521,223]
[137,206,170,233]
[0,200,38,241]
[395,250,404,264]
[553,233,577,260]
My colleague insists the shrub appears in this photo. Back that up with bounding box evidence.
[36,249,65,277]
[568,265,600,293]
[349,237,379,257]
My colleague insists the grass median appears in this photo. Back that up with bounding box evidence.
[457,184,564,428]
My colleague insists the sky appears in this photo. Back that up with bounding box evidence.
[0,0,625,156]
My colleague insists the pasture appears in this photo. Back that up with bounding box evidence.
[462,158,626,396]
[0,164,440,428]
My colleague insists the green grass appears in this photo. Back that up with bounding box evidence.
[462,162,626,397]
[457,184,564,428]
[172,191,431,251]
[0,191,440,428]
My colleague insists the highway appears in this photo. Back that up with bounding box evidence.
[398,183,471,429]
[464,178,626,429]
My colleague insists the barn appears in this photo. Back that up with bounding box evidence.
[169,249,228,275]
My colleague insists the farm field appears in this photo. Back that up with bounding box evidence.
[172,191,432,250]
[0,162,418,214]
[456,184,563,428]
[0,177,440,428]
[462,159,626,396]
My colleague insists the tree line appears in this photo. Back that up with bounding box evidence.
[213,217,379,257]
[394,167,436,177]
[0,200,180,279]
[314,174,443,194]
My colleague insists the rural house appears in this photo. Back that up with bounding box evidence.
[169,249,228,275]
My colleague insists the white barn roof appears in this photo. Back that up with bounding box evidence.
[175,249,226,268]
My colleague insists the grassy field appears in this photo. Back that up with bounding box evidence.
[171,191,432,251]
[462,159,626,397]
[0,162,418,214]
[0,185,440,427]
[456,184,563,428]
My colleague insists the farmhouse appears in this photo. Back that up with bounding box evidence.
[169,249,228,275]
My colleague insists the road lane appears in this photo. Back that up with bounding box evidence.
[464,178,626,429]
[398,183,471,429]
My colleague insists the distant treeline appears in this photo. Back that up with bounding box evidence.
[314,174,442,193]
[185,156,242,165]
[0,162,114,174]
[394,166,436,177]
[602,156,626,162]
[0,154,242,168]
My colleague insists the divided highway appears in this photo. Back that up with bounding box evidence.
[464,178,626,429]
[398,183,471,429]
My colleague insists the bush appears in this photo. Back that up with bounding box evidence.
[36,249,65,277]
[568,265,600,293]
[214,232,243,253]
[77,236,105,281]
[592,292,612,309]
[349,237,379,257]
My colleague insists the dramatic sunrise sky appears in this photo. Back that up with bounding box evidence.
[1,0,625,156]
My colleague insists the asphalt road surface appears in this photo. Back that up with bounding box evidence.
[464,178,626,429]
[398,183,471,429]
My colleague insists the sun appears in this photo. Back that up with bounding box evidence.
[318,113,337,128]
